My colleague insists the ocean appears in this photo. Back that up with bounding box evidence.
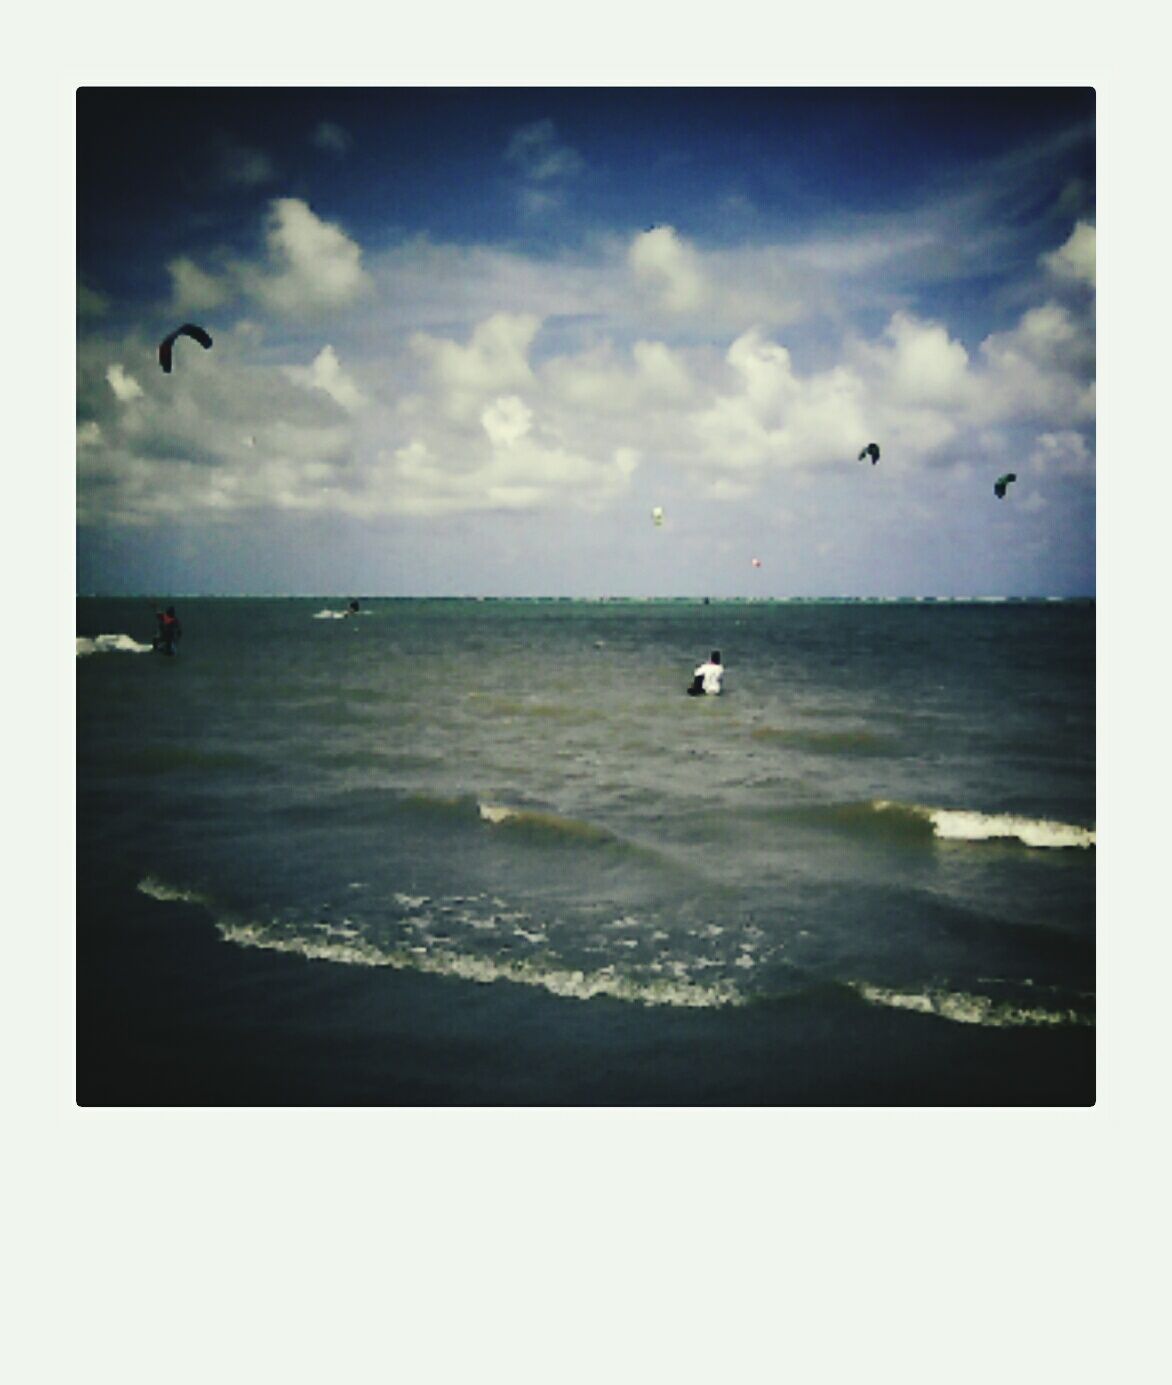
[75,596,1095,1105]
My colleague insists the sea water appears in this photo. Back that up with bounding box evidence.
[76,597,1095,1103]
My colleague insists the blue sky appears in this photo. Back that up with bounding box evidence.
[76,87,1095,596]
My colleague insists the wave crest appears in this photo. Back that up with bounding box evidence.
[478,802,615,844]
[850,980,1094,1028]
[874,800,1095,849]
[218,919,744,1008]
[136,875,745,1009]
[77,633,153,657]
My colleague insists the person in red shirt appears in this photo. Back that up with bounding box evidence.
[153,605,182,656]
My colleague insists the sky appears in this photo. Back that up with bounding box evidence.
[75,87,1095,597]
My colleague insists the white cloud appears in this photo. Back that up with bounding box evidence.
[1042,220,1095,288]
[105,364,143,402]
[78,330,361,526]
[77,192,1096,549]
[1029,430,1094,477]
[977,303,1094,424]
[481,395,533,447]
[542,339,696,413]
[361,226,889,349]
[168,256,230,314]
[682,298,1089,482]
[411,312,539,421]
[690,328,871,474]
[631,341,694,397]
[240,198,371,318]
[628,226,707,313]
[284,345,365,410]
[856,311,973,409]
[371,427,636,517]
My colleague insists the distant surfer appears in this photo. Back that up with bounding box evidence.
[152,605,182,656]
[344,599,360,616]
[687,650,724,696]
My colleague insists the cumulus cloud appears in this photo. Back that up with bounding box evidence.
[628,226,707,313]
[77,330,361,527]
[1029,429,1094,477]
[504,119,583,182]
[154,201,372,322]
[681,291,1092,483]
[361,224,904,350]
[284,345,365,410]
[106,364,143,402]
[372,426,636,518]
[857,312,972,409]
[77,198,1096,547]
[1042,220,1095,288]
[481,395,533,447]
[239,198,371,317]
[168,256,230,314]
[690,328,870,474]
[977,303,1095,424]
[410,312,539,421]
[542,338,695,413]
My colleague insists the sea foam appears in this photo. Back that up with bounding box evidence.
[215,918,743,1008]
[136,875,744,1009]
[138,877,211,906]
[76,633,153,657]
[850,981,1093,1028]
[874,800,1095,849]
[478,801,616,844]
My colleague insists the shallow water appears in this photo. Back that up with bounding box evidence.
[76,597,1095,1102]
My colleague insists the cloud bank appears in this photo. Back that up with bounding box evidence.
[77,150,1095,595]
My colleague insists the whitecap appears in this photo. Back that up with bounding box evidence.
[77,633,153,656]
[927,808,1094,849]
[874,799,1094,849]
[851,981,1093,1028]
[137,876,208,906]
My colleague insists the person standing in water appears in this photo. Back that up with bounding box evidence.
[687,650,724,696]
[153,605,182,656]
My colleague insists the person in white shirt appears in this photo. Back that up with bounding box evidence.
[687,650,724,696]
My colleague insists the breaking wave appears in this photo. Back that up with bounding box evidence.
[138,877,210,907]
[770,799,1094,849]
[76,633,153,657]
[873,800,1095,849]
[849,980,1094,1028]
[136,876,745,1009]
[217,920,745,1008]
[478,801,617,844]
